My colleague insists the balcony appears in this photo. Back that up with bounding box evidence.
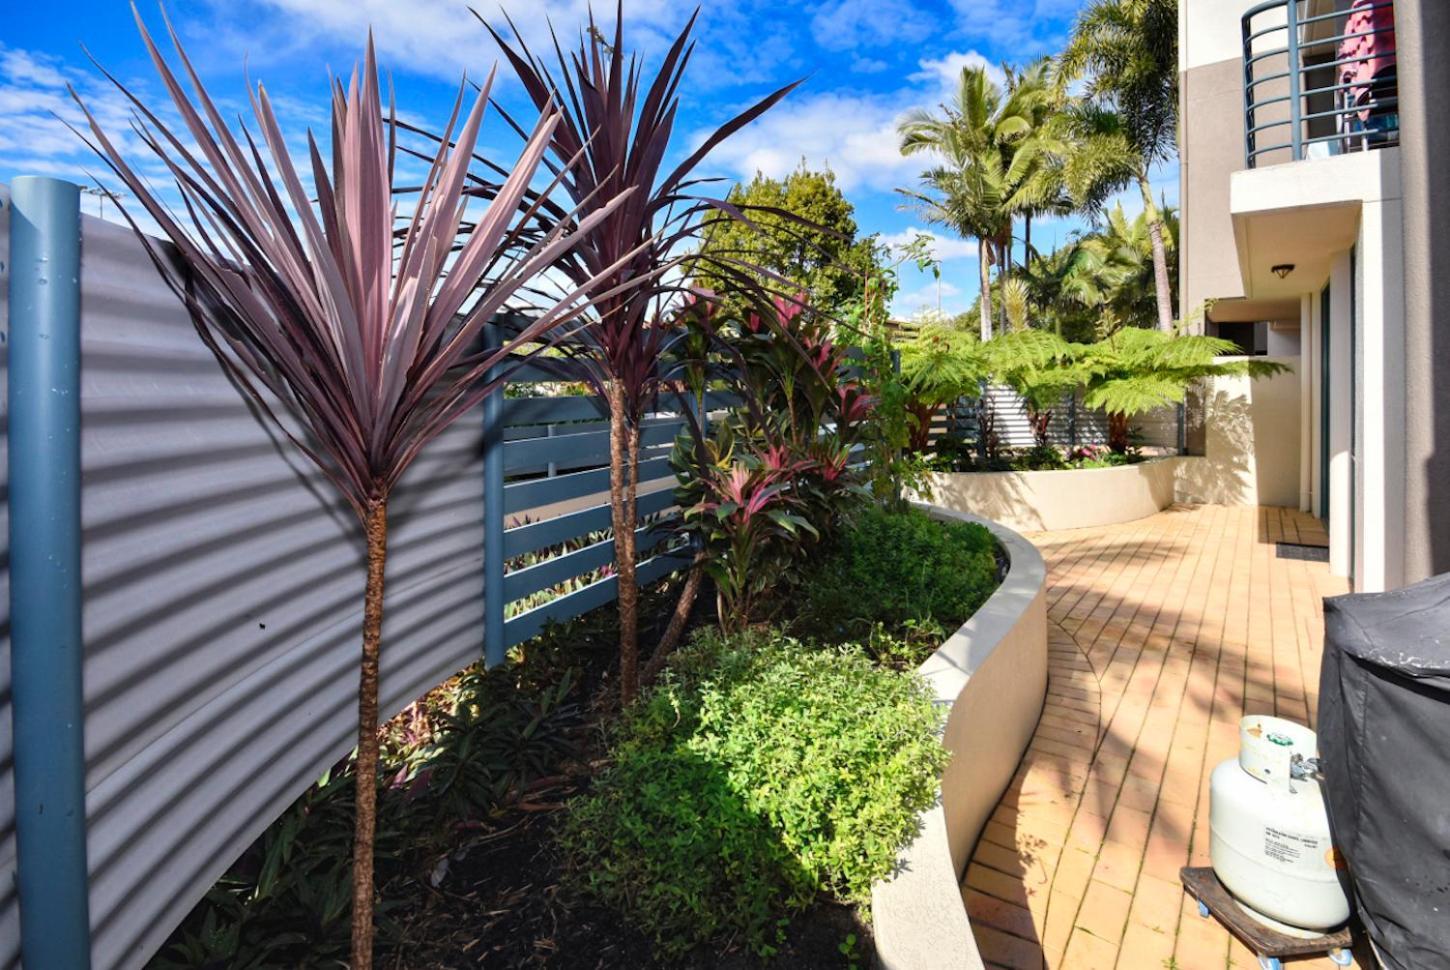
[1242,0,1399,169]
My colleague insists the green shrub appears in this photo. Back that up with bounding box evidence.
[561,629,947,957]
[798,504,999,647]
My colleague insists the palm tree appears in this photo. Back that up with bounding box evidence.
[1059,0,1179,330]
[899,61,1069,339]
[1076,203,1179,335]
[898,66,1011,341]
[76,17,636,968]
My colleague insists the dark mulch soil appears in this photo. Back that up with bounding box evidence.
[389,807,872,969]
[382,580,872,970]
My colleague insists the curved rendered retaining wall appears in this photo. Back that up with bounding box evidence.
[872,507,1048,970]
[922,457,1184,533]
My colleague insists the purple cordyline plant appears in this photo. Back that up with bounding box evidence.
[71,9,640,967]
[474,4,803,703]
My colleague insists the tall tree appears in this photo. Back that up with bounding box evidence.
[1076,203,1180,335]
[481,8,799,705]
[76,17,635,969]
[898,66,1011,340]
[898,61,1064,340]
[695,165,878,314]
[1059,0,1179,330]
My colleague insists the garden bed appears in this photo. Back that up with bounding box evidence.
[919,456,1186,533]
[151,505,1005,969]
[871,508,1048,970]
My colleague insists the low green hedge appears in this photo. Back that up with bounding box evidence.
[797,504,999,649]
[561,629,947,957]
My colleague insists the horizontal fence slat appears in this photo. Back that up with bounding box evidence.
[503,521,672,603]
[501,395,604,425]
[502,456,673,518]
[502,419,681,474]
[502,487,678,561]
[503,549,687,647]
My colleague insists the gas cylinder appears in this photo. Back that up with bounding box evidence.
[1208,715,1350,932]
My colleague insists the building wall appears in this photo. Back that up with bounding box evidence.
[1180,57,1248,323]
[1396,0,1450,583]
[1176,359,1302,509]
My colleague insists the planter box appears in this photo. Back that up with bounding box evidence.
[871,507,1049,970]
[920,457,1185,533]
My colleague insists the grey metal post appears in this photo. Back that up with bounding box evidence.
[482,322,506,666]
[8,176,93,968]
[1287,0,1303,160]
[546,424,557,477]
[1177,400,1188,455]
[1242,9,1257,167]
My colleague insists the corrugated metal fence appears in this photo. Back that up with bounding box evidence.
[0,187,696,969]
[929,383,1184,453]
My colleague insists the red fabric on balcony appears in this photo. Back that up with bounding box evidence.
[1339,0,1397,121]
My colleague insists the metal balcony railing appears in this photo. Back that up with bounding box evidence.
[1242,0,1399,168]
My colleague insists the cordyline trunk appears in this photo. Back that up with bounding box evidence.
[352,500,388,970]
[978,237,993,342]
[1138,174,1175,332]
[607,383,642,704]
[641,550,706,688]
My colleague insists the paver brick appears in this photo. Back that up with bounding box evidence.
[961,506,1346,969]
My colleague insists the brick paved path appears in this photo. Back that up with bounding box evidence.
[964,505,1353,970]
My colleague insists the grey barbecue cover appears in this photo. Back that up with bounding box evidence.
[1319,574,1450,970]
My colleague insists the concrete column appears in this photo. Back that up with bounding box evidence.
[1396,0,1450,583]
[1328,253,1353,580]
[1354,198,1407,592]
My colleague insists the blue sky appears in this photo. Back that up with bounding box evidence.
[0,0,1177,317]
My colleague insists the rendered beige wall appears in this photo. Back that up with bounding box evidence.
[921,459,1182,534]
[1180,58,1250,324]
[872,510,1048,970]
[1178,359,1302,508]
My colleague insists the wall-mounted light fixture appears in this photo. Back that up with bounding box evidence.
[1272,263,1295,279]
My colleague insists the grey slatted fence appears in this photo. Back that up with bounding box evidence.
[929,384,1184,453]
[0,185,696,969]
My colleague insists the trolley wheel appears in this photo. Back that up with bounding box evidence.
[1197,900,1210,919]
[1330,948,1354,967]
[1258,957,1282,970]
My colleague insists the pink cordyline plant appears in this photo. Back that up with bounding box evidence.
[72,10,639,967]
[690,450,818,631]
[477,6,801,703]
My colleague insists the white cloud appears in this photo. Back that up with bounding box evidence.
[211,0,797,93]
[0,46,164,195]
[808,0,934,51]
[225,0,672,83]
[944,0,1082,55]
[891,279,966,319]
[698,92,921,193]
[850,56,889,74]
[696,46,1016,196]
[909,50,1006,97]
[878,228,979,262]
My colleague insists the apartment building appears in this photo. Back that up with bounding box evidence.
[1178,0,1449,592]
